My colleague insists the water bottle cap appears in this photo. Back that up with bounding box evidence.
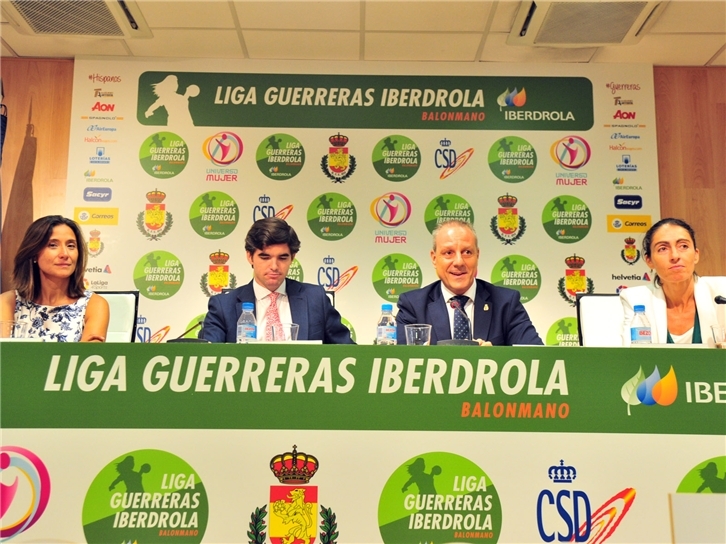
[634,305,645,312]
[382,304,393,311]
[242,302,255,311]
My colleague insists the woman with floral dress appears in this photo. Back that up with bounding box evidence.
[0,216,108,341]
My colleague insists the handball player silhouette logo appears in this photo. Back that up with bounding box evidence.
[141,74,200,128]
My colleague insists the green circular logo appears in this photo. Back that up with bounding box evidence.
[542,195,592,243]
[488,136,536,182]
[189,191,239,239]
[546,317,580,346]
[676,456,726,493]
[341,317,356,343]
[287,258,304,282]
[490,254,541,303]
[256,133,305,179]
[378,452,502,543]
[307,193,357,240]
[373,135,421,181]
[134,251,184,300]
[82,449,208,543]
[139,132,189,179]
[424,194,474,234]
[372,253,422,302]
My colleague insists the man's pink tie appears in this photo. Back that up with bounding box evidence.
[264,291,283,340]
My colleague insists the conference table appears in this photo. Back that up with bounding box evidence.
[1,342,724,543]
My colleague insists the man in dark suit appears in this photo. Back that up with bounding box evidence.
[396,220,542,346]
[202,217,354,344]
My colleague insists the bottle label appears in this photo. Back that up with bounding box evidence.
[630,327,651,342]
[240,324,257,340]
[377,325,396,343]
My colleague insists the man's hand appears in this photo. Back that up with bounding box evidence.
[475,338,492,346]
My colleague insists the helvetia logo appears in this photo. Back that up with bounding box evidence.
[490,193,526,245]
[621,366,677,415]
[246,445,339,544]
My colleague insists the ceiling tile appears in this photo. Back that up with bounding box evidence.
[650,1,726,34]
[366,1,493,32]
[126,28,243,58]
[365,32,482,61]
[138,1,236,29]
[233,1,360,30]
[490,1,520,33]
[244,30,359,60]
[592,34,726,65]
[480,32,595,63]
[0,24,129,58]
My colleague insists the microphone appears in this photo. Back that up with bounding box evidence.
[167,320,209,343]
[449,299,472,341]
[715,296,726,305]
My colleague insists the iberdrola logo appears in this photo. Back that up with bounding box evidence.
[490,193,526,245]
[497,87,526,109]
[321,133,356,182]
[137,189,173,241]
[621,366,677,415]
[87,229,104,257]
[557,254,594,306]
[200,250,237,297]
[247,445,339,544]
[621,237,641,265]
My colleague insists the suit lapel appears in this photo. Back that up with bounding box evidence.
[427,287,451,342]
[287,280,309,339]
[473,281,493,341]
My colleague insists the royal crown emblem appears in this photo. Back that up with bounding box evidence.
[87,229,104,257]
[548,460,577,484]
[259,194,271,204]
[621,237,641,265]
[145,189,166,204]
[137,189,173,241]
[270,445,319,484]
[201,250,236,297]
[321,132,356,183]
[323,255,335,265]
[490,194,526,245]
[440,138,452,147]
[558,254,594,306]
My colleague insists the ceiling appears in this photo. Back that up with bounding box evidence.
[1,0,725,66]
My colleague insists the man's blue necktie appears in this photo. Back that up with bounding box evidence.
[451,295,470,339]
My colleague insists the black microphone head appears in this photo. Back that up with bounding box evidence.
[715,295,726,305]
[450,299,460,310]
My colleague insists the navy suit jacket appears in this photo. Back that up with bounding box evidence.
[396,279,543,346]
[202,279,354,344]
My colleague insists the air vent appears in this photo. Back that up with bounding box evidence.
[2,0,152,39]
[508,1,668,47]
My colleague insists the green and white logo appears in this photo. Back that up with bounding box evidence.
[256,133,305,179]
[189,191,239,239]
[307,193,357,240]
[372,253,422,302]
[139,132,189,179]
[378,452,502,543]
[287,258,304,282]
[488,136,537,182]
[546,317,580,346]
[676,456,726,493]
[542,195,592,243]
[134,251,184,300]
[373,135,421,181]
[341,317,356,343]
[424,194,474,234]
[490,254,541,303]
[82,449,208,543]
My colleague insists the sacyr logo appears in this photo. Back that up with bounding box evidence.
[202,131,243,166]
[497,87,526,109]
[370,192,411,227]
[614,195,642,209]
[84,187,112,202]
[0,446,51,540]
[550,136,591,170]
[621,366,677,415]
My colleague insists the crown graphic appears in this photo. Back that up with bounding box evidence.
[329,133,349,147]
[146,189,166,204]
[439,138,451,147]
[624,237,636,245]
[548,460,577,484]
[565,254,585,269]
[497,193,518,207]
[90,229,101,237]
[258,194,271,203]
[323,255,335,265]
[270,445,319,484]
[209,250,230,265]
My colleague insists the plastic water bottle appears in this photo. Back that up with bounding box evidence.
[237,302,257,343]
[630,305,652,344]
[377,304,397,345]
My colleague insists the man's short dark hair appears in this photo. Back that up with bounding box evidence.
[244,217,301,255]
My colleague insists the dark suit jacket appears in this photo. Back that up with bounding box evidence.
[202,279,354,344]
[396,279,543,346]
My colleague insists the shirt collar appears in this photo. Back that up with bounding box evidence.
[440,282,477,305]
[252,279,287,301]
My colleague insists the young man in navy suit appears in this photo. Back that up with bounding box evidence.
[202,217,354,344]
[396,220,542,346]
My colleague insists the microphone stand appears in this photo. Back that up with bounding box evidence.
[438,299,479,346]
[166,320,210,343]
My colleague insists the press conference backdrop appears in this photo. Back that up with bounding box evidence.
[65,59,660,344]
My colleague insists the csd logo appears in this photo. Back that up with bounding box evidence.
[614,195,642,209]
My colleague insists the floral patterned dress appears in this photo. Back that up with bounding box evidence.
[14,290,91,342]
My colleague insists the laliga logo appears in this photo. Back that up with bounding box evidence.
[550,136,591,170]
[621,366,677,415]
[317,255,358,293]
[497,87,527,109]
[370,193,411,227]
[0,446,51,540]
[202,131,243,166]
